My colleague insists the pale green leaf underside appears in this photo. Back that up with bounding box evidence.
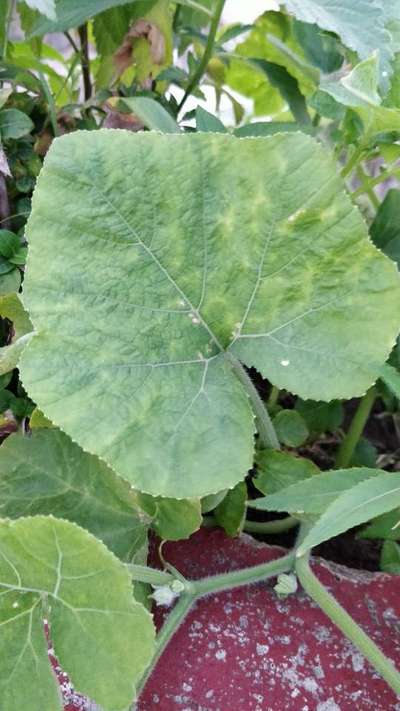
[0,517,155,711]
[298,472,400,554]
[283,0,393,87]
[0,292,33,375]
[20,131,400,498]
[253,467,382,514]
[0,429,149,560]
[28,0,152,35]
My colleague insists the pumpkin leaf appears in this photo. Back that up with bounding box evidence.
[20,131,400,499]
[28,0,154,36]
[0,293,33,375]
[255,449,319,496]
[380,540,400,574]
[137,493,201,540]
[0,516,155,710]
[121,96,180,133]
[0,428,149,561]
[214,481,247,536]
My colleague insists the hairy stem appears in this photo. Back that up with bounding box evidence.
[177,0,226,112]
[335,386,377,468]
[244,516,298,535]
[78,24,92,101]
[225,352,280,450]
[127,564,174,586]
[134,593,195,702]
[296,551,400,695]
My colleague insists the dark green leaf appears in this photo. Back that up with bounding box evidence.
[360,508,400,541]
[273,408,309,447]
[295,398,344,434]
[249,58,312,125]
[196,106,226,133]
[234,121,303,137]
[121,97,180,133]
[370,188,400,266]
[292,20,343,73]
[214,481,247,536]
[380,362,400,400]
[138,493,201,540]
[255,449,319,495]
[0,109,34,139]
[380,540,400,573]
[0,429,149,560]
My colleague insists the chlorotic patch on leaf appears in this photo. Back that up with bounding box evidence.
[20,130,400,498]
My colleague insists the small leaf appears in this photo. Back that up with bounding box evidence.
[0,516,155,709]
[0,429,149,561]
[24,0,56,20]
[370,189,400,267]
[214,481,247,537]
[273,409,309,447]
[255,449,319,495]
[196,106,226,133]
[201,489,228,513]
[380,362,400,400]
[253,468,381,514]
[138,493,201,540]
[295,398,344,434]
[0,109,34,139]
[321,54,400,136]
[380,540,400,574]
[0,293,33,375]
[360,509,400,541]
[298,472,400,554]
[248,58,312,125]
[121,96,180,133]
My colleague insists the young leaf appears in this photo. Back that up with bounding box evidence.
[234,121,305,137]
[255,449,319,495]
[0,292,33,375]
[273,409,309,447]
[247,58,312,126]
[321,54,400,136]
[214,481,247,536]
[137,493,201,540]
[380,540,400,574]
[295,398,344,434]
[20,131,400,499]
[283,0,393,88]
[298,472,400,554]
[253,468,381,514]
[121,96,180,133]
[0,429,149,561]
[0,109,34,139]
[196,106,226,133]
[0,516,155,710]
[360,508,400,541]
[201,489,228,513]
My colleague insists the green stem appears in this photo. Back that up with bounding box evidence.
[192,551,294,596]
[134,593,195,701]
[78,24,92,101]
[225,352,280,450]
[135,551,294,702]
[244,516,298,535]
[126,564,174,586]
[335,386,377,468]
[296,552,400,695]
[341,145,366,179]
[177,0,226,113]
[352,167,400,198]
[267,384,280,409]
[355,166,380,209]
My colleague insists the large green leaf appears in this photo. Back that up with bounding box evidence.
[283,0,393,87]
[0,516,155,710]
[0,429,149,560]
[28,0,154,35]
[253,467,381,514]
[298,472,400,553]
[20,131,400,498]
